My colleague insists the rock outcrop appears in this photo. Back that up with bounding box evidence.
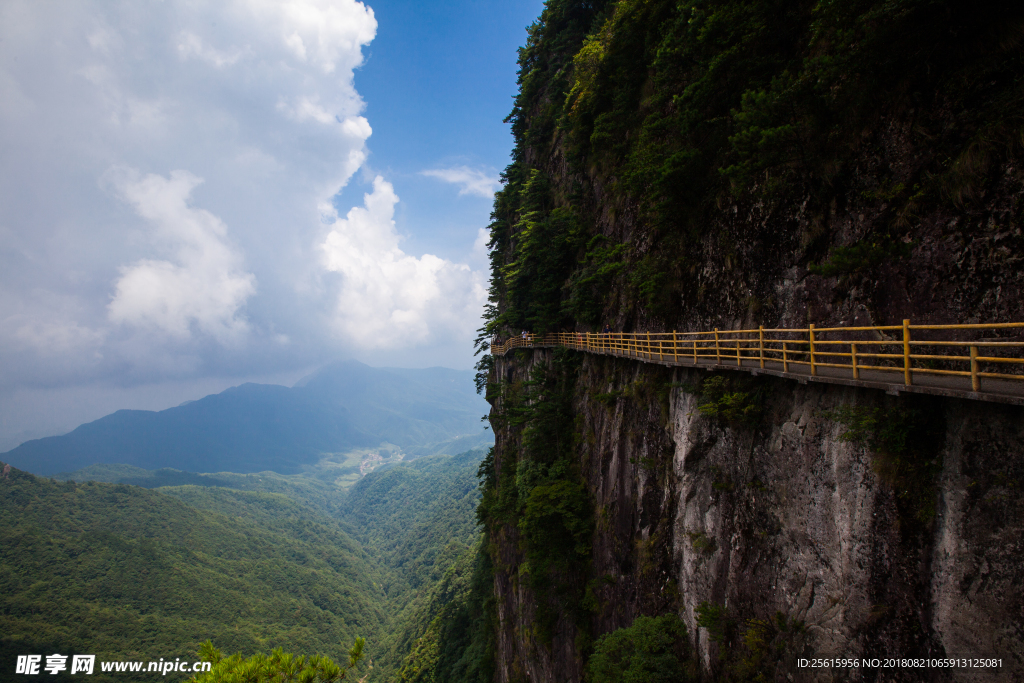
[488,351,1023,681]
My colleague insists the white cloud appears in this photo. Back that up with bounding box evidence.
[0,0,378,379]
[421,166,501,198]
[0,0,492,444]
[269,0,378,74]
[176,32,244,68]
[107,171,256,342]
[322,177,486,348]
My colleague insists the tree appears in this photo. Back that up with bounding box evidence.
[189,638,364,683]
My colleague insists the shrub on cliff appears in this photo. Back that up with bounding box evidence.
[586,614,696,683]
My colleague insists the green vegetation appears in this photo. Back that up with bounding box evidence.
[337,449,495,683]
[190,639,364,683]
[394,539,496,683]
[808,239,913,277]
[479,351,595,645]
[0,468,387,682]
[695,376,765,427]
[686,531,716,553]
[54,449,400,519]
[473,0,1024,353]
[1,448,495,683]
[822,401,944,524]
[586,614,695,683]
[695,602,806,680]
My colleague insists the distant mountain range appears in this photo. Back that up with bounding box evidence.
[2,361,490,476]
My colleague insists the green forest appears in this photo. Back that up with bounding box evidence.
[479,0,1024,343]
[0,450,492,683]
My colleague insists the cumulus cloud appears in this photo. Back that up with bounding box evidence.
[269,0,378,74]
[421,166,501,198]
[322,177,486,348]
[0,0,490,444]
[176,32,245,68]
[0,0,377,373]
[107,170,256,342]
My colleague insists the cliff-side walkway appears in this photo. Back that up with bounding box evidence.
[490,321,1024,406]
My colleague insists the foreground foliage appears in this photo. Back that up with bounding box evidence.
[587,615,695,683]
[189,639,364,683]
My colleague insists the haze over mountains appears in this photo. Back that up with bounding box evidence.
[3,361,490,476]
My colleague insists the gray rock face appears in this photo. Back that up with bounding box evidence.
[489,350,1023,682]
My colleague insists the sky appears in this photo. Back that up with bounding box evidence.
[0,0,545,449]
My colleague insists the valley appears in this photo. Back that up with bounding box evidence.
[0,448,491,683]
[1,363,493,682]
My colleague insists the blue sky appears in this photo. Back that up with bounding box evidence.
[343,0,542,260]
[0,0,545,448]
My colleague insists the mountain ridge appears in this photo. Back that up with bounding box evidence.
[4,360,489,476]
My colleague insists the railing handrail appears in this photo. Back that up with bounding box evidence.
[488,320,1024,403]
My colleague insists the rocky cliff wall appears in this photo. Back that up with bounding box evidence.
[488,350,1023,682]
[479,2,1024,680]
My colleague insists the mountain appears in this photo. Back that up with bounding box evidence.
[3,361,489,476]
[475,0,1024,680]
[335,448,492,683]
[0,448,492,682]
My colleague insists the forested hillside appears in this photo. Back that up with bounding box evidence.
[339,449,495,683]
[0,450,492,683]
[0,468,388,681]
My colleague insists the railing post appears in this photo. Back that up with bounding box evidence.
[783,341,789,373]
[970,345,980,392]
[647,331,651,360]
[851,343,859,380]
[736,335,742,367]
[809,324,817,376]
[714,328,721,365]
[693,339,697,364]
[758,326,765,369]
[673,331,678,364]
[903,319,912,386]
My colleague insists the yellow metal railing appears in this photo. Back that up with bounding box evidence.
[489,321,1024,396]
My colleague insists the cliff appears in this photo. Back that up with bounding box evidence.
[486,351,1022,680]
[477,1,1024,681]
